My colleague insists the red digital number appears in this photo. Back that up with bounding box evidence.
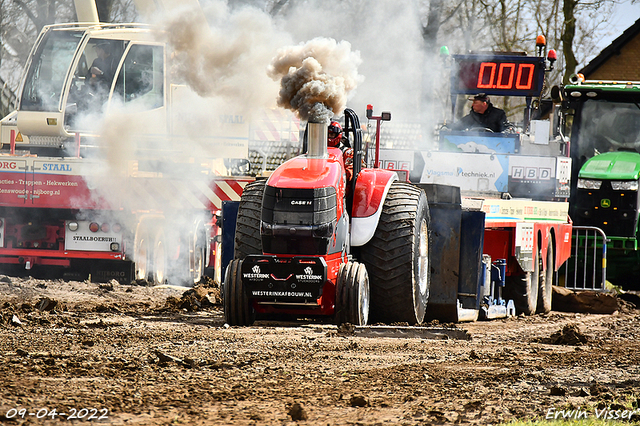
[515,63,535,90]
[466,59,538,92]
[496,63,515,89]
[477,62,496,89]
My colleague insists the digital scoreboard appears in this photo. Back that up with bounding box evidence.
[451,55,546,97]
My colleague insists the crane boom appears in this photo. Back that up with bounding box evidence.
[74,0,99,23]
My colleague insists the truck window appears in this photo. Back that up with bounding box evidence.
[20,30,84,112]
[114,44,164,109]
[65,38,126,130]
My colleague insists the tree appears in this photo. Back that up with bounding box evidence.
[562,0,579,84]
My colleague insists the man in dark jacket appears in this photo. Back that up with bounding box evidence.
[87,41,118,93]
[453,93,511,132]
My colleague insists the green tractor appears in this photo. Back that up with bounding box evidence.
[562,79,640,289]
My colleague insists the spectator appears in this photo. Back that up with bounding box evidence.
[452,93,511,132]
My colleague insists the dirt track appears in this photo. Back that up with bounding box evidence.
[0,277,639,425]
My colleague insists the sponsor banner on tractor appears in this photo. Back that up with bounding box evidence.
[241,255,327,299]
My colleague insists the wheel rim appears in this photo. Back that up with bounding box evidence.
[359,267,370,325]
[530,247,540,308]
[192,243,204,285]
[546,239,554,287]
[417,218,429,295]
[135,238,148,281]
[154,238,166,284]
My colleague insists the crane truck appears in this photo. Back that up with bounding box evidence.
[560,77,640,289]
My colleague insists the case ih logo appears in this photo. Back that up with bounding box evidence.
[291,200,312,206]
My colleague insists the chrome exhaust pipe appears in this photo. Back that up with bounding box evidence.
[307,121,328,159]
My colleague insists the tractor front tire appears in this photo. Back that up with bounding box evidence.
[234,179,265,259]
[224,259,255,326]
[360,182,431,325]
[335,261,370,326]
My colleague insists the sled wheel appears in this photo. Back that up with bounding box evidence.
[335,262,369,326]
[152,230,167,285]
[506,249,539,315]
[360,182,431,325]
[537,238,554,314]
[234,179,265,259]
[223,259,255,326]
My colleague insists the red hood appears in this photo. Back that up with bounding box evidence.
[267,148,344,190]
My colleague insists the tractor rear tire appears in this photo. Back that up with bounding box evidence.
[360,182,430,325]
[234,179,265,259]
[224,259,255,326]
[335,261,370,326]
[506,249,540,315]
[537,238,554,314]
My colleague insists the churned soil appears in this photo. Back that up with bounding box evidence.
[0,276,639,425]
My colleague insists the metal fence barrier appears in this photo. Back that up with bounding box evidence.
[561,226,608,291]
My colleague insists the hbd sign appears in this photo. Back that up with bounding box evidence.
[511,166,552,180]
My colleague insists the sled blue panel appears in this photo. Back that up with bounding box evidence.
[417,183,461,322]
[458,210,486,310]
[221,200,240,284]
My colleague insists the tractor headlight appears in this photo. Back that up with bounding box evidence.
[577,179,602,189]
[611,180,639,191]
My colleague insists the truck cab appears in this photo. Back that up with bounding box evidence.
[12,24,166,156]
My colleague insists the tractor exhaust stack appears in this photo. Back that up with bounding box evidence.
[307,121,328,159]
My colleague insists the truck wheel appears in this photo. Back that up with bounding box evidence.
[335,261,369,326]
[360,182,430,325]
[234,179,265,259]
[506,249,540,315]
[224,259,255,326]
[537,238,554,314]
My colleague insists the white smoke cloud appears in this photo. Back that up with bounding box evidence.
[277,0,428,122]
[67,0,302,285]
[151,0,290,110]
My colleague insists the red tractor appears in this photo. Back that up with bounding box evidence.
[223,108,430,326]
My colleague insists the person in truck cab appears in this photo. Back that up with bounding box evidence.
[87,41,118,94]
[328,121,355,181]
[452,93,511,133]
